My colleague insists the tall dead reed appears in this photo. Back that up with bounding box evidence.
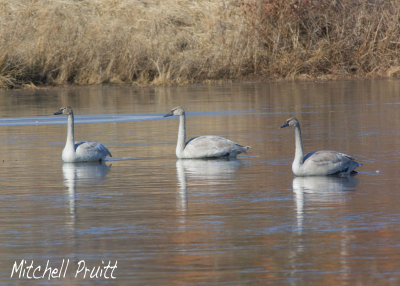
[242,0,400,79]
[1,0,400,88]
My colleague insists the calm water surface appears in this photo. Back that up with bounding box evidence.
[0,80,400,285]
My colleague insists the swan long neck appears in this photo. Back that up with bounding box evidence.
[293,124,304,165]
[176,113,186,157]
[65,113,75,151]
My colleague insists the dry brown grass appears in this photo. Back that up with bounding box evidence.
[242,0,400,79]
[1,0,400,88]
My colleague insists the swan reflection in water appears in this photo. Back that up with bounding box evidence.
[63,162,111,228]
[291,176,359,281]
[176,159,243,213]
[293,175,358,234]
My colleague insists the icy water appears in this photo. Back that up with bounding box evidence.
[0,80,400,285]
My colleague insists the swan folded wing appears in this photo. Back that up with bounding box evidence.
[75,141,112,160]
[304,150,357,174]
[184,136,245,158]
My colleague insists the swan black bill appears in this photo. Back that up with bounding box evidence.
[164,111,174,117]
[280,122,289,128]
[54,110,63,115]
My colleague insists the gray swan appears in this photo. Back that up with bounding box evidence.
[280,117,361,176]
[54,106,112,163]
[164,106,250,159]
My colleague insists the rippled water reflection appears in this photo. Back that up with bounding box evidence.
[1,80,400,284]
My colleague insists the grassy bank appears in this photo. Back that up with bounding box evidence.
[1,0,400,88]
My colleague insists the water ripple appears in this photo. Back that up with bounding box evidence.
[0,109,287,126]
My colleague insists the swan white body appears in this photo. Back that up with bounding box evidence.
[280,117,361,176]
[164,106,250,159]
[54,106,112,163]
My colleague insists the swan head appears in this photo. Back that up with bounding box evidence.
[54,106,73,116]
[164,106,185,117]
[280,117,300,128]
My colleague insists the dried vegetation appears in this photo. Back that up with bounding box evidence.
[1,0,400,88]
